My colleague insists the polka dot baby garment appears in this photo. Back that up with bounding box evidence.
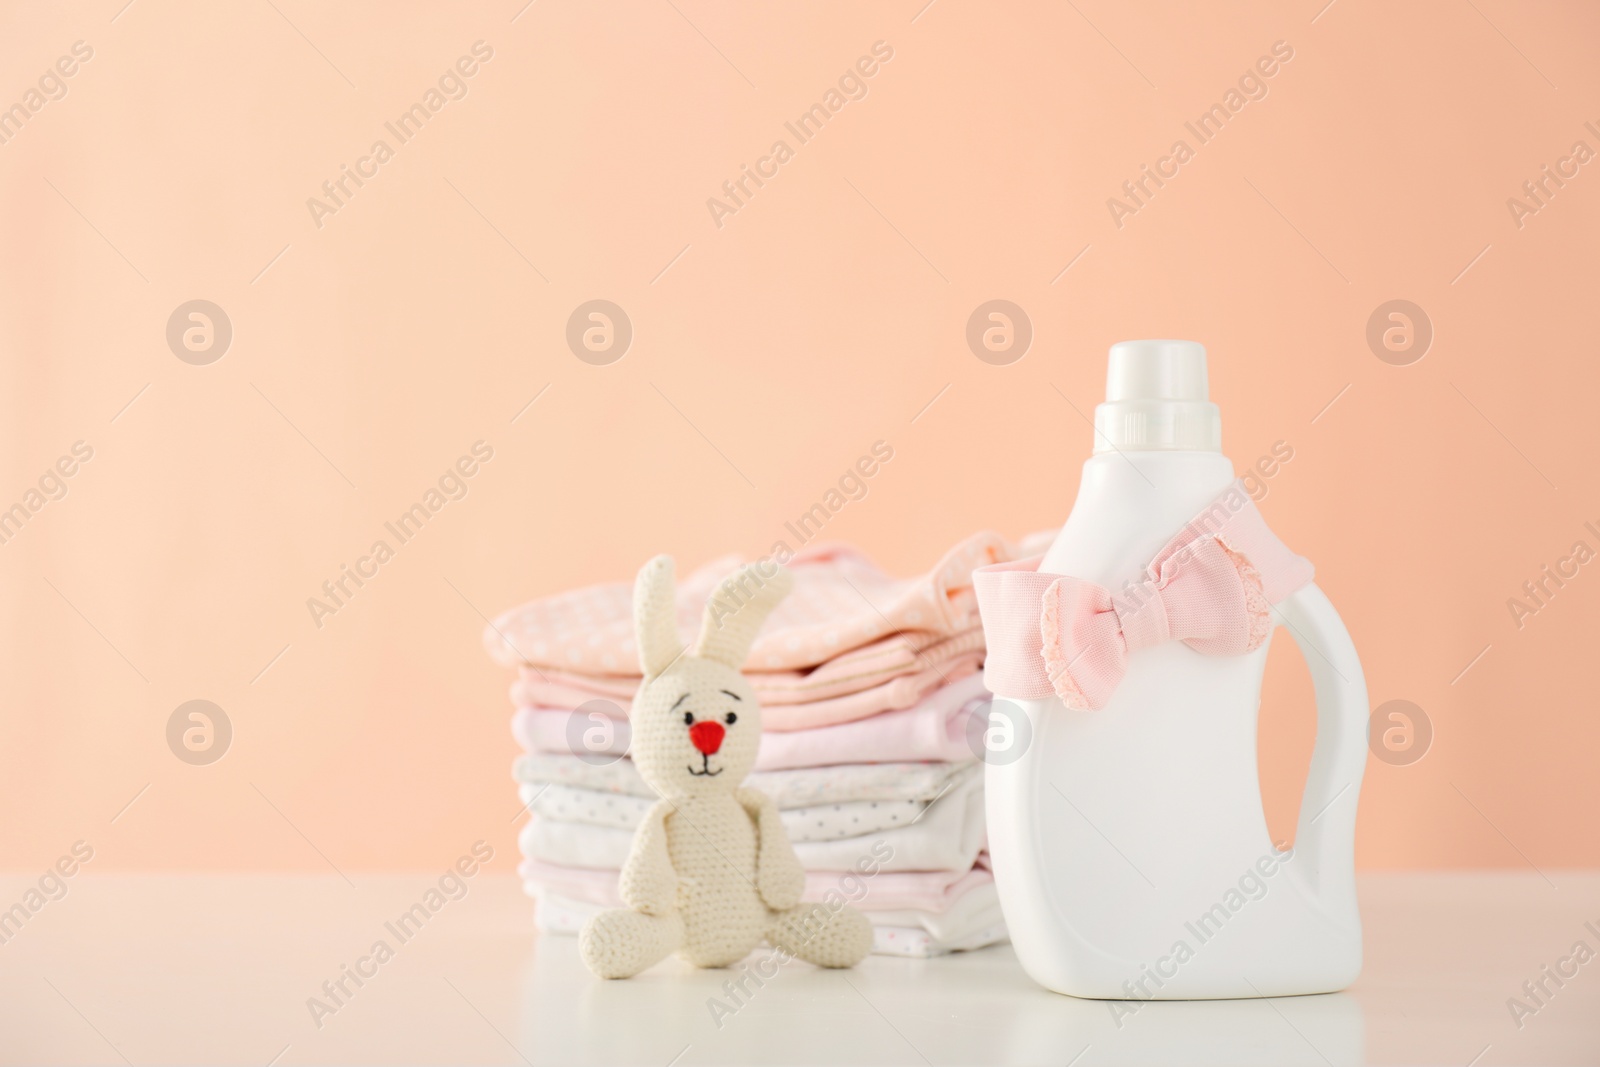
[485,533,1026,675]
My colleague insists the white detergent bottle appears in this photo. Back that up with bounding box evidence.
[984,340,1368,1000]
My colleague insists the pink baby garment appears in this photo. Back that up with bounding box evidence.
[486,533,1024,674]
[756,651,983,731]
[754,673,989,768]
[512,672,990,766]
[510,627,986,709]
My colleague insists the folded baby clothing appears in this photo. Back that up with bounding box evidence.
[511,626,987,708]
[485,535,1024,674]
[513,708,630,759]
[510,672,991,770]
[517,767,987,874]
[739,627,986,705]
[510,654,983,740]
[753,674,988,769]
[489,534,1025,957]
[519,783,927,843]
[514,751,979,808]
[759,653,983,731]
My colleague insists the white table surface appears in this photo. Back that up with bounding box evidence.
[2,872,1595,1066]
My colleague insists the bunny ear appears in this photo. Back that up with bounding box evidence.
[633,555,684,677]
[693,564,793,669]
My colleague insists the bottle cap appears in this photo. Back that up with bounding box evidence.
[1093,340,1221,452]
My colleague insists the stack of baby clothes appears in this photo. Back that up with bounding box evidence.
[487,534,1036,957]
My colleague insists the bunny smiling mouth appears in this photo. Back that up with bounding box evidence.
[684,707,731,776]
[687,753,722,776]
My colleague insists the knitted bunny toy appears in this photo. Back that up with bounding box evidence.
[578,556,873,979]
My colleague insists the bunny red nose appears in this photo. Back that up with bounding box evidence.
[688,720,725,755]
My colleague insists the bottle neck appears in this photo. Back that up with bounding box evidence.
[1078,448,1235,498]
[1043,451,1238,581]
[1093,399,1221,453]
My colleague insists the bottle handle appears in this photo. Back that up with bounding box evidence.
[1275,583,1368,906]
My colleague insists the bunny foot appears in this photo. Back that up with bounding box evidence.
[579,908,685,979]
[766,901,873,968]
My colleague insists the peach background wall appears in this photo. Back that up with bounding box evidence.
[2,0,1596,873]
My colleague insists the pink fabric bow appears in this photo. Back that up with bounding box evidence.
[974,486,1313,710]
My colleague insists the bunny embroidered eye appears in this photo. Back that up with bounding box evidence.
[724,712,737,725]
[683,711,694,725]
